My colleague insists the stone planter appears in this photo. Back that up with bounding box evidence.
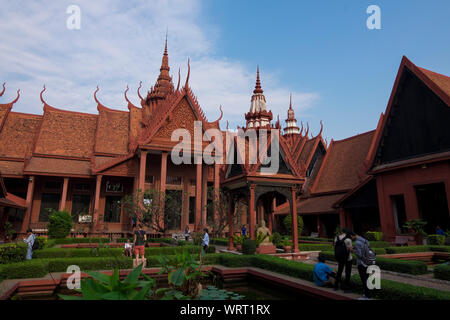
[283,245,292,252]
[236,244,242,251]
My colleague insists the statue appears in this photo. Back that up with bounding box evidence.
[256,219,272,245]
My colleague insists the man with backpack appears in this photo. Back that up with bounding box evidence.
[23,229,37,260]
[351,232,376,300]
[333,228,354,292]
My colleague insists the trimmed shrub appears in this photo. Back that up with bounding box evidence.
[385,246,430,254]
[210,238,229,246]
[242,239,256,255]
[33,237,48,250]
[369,241,390,248]
[115,237,131,243]
[54,237,110,245]
[252,255,315,282]
[319,251,427,274]
[349,274,450,300]
[427,235,446,246]
[299,236,332,243]
[272,232,283,247]
[0,260,48,280]
[365,231,383,241]
[33,245,216,259]
[47,210,73,239]
[0,242,28,264]
[46,257,132,273]
[434,263,450,281]
[283,214,303,236]
[428,246,450,253]
[147,237,175,244]
[298,243,333,251]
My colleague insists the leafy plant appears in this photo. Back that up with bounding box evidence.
[199,286,244,300]
[242,239,256,255]
[427,234,446,246]
[283,214,303,236]
[59,263,155,300]
[255,232,268,246]
[156,248,206,299]
[4,221,15,240]
[272,232,283,247]
[403,219,427,236]
[233,234,248,245]
[47,210,73,239]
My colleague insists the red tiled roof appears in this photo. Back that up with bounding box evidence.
[0,112,41,158]
[0,160,24,176]
[299,137,316,165]
[313,130,375,194]
[34,106,97,158]
[95,105,129,155]
[418,67,450,102]
[24,157,91,176]
[276,193,344,215]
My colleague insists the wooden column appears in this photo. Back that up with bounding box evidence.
[227,194,234,251]
[160,152,167,194]
[291,187,299,253]
[195,157,202,231]
[59,178,69,211]
[249,184,256,240]
[159,152,168,231]
[339,207,346,228]
[201,166,208,227]
[214,163,220,226]
[21,176,35,233]
[139,150,147,192]
[93,175,102,231]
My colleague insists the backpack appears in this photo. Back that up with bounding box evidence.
[31,235,39,251]
[361,240,376,266]
[334,235,349,264]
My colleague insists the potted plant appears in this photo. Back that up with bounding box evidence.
[282,240,292,252]
[403,219,427,245]
[4,221,15,242]
[233,234,247,251]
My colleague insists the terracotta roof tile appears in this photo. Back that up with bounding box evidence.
[95,107,129,155]
[0,112,41,158]
[298,138,316,165]
[34,107,97,158]
[313,130,375,194]
[418,67,450,101]
[277,193,344,215]
[24,157,91,176]
[0,160,24,176]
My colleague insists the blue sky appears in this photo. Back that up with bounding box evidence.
[1,0,449,142]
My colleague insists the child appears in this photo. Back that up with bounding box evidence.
[124,239,132,257]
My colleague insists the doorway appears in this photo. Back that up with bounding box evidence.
[415,182,449,234]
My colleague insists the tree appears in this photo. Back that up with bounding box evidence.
[48,210,73,239]
[283,214,303,237]
[205,187,243,238]
[123,189,179,234]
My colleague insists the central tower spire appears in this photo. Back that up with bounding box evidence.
[245,66,273,128]
[148,36,174,104]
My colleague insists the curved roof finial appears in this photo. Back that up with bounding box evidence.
[226,120,229,130]
[317,120,323,137]
[185,58,190,88]
[11,89,20,105]
[137,81,144,102]
[94,86,101,105]
[213,105,223,123]
[40,85,47,105]
[305,122,309,138]
[0,83,5,97]
[124,85,131,104]
[176,68,181,91]
[300,121,304,136]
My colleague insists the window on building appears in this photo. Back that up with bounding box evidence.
[166,176,182,185]
[39,193,60,222]
[74,183,91,192]
[189,196,195,224]
[71,194,91,222]
[145,175,154,184]
[104,196,122,223]
[44,181,62,191]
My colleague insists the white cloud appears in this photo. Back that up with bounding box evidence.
[0,0,318,129]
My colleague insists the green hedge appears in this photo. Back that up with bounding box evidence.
[369,241,390,248]
[0,260,48,280]
[33,245,216,259]
[0,243,28,264]
[242,239,256,255]
[298,244,333,251]
[365,232,383,241]
[349,274,450,300]
[428,235,446,246]
[210,238,229,246]
[318,251,427,275]
[385,245,450,254]
[54,237,110,244]
[299,237,332,243]
[434,263,450,281]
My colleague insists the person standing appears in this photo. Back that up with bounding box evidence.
[185,226,191,241]
[351,233,375,300]
[333,228,354,292]
[133,225,147,268]
[23,229,36,260]
[241,225,247,237]
[201,228,210,256]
